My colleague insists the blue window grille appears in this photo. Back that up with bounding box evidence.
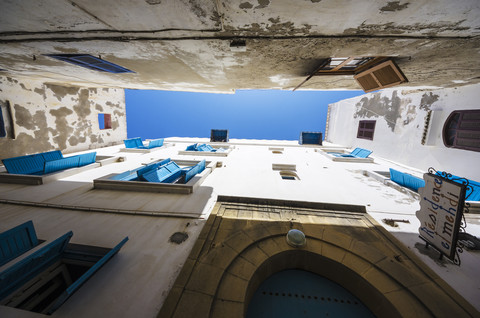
[299,132,323,145]
[211,129,229,142]
[46,54,134,73]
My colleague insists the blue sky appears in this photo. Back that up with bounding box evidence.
[126,89,364,141]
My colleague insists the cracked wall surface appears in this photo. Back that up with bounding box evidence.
[0,76,126,160]
[0,0,478,92]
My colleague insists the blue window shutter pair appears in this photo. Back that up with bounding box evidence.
[0,231,73,301]
[142,161,181,183]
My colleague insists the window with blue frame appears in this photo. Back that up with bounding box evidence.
[46,54,134,73]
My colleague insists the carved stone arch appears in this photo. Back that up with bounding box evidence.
[159,200,478,318]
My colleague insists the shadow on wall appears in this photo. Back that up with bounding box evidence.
[159,200,478,318]
[0,178,214,218]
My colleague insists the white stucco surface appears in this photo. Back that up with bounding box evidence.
[0,76,126,159]
[0,138,479,316]
[326,84,480,181]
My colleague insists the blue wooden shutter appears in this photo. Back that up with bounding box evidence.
[47,237,129,314]
[0,221,39,266]
[43,156,81,174]
[77,152,97,166]
[184,160,206,183]
[2,154,46,174]
[0,231,73,301]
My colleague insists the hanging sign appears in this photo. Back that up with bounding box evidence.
[416,173,466,261]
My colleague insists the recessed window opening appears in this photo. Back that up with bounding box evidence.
[98,113,112,130]
[299,132,322,145]
[280,171,299,181]
[210,129,229,142]
[294,57,407,92]
[357,120,376,140]
[46,54,134,73]
[0,100,14,138]
[269,147,284,154]
[0,231,127,315]
[443,109,480,152]
[0,105,6,138]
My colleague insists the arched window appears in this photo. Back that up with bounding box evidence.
[442,110,480,152]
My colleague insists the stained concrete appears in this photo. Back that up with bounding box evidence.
[0,76,126,159]
[0,0,478,92]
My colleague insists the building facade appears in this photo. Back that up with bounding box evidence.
[1,1,480,317]
[0,133,479,317]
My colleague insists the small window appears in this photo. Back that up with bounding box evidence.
[357,120,376,140]
[0,105,6,138]
[98,113,112,130]
[299,132,323,145]
[269,147,284,154]
[443,109,480,152]
[280,171,299,180]
[46,54,134,73]
[0,100,14,138]
[210,129,229,142]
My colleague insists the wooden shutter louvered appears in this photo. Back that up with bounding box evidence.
[354,60,407,92]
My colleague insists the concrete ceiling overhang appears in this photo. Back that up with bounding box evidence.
[0,0,479,92]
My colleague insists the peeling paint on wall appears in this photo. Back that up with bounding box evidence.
[380,1,410,12]
[420,92,439,111]
[239,2,253,9]
[354,91,405,131]
[46,84,81,102]
[50,107,74,149]
[0,76,126,159]
[328,84,480,181]
[255,0,270,9]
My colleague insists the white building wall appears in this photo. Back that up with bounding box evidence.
[326,84,480,180]
[0,76,126,160]
[0,138,479,316]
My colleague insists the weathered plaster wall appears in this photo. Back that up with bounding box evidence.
[326,84,480,180]
[0,76,126,160]
[0,0,479,92]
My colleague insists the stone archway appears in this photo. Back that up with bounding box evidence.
[159,199,476,318]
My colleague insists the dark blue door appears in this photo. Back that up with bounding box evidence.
[247,270,375,318]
